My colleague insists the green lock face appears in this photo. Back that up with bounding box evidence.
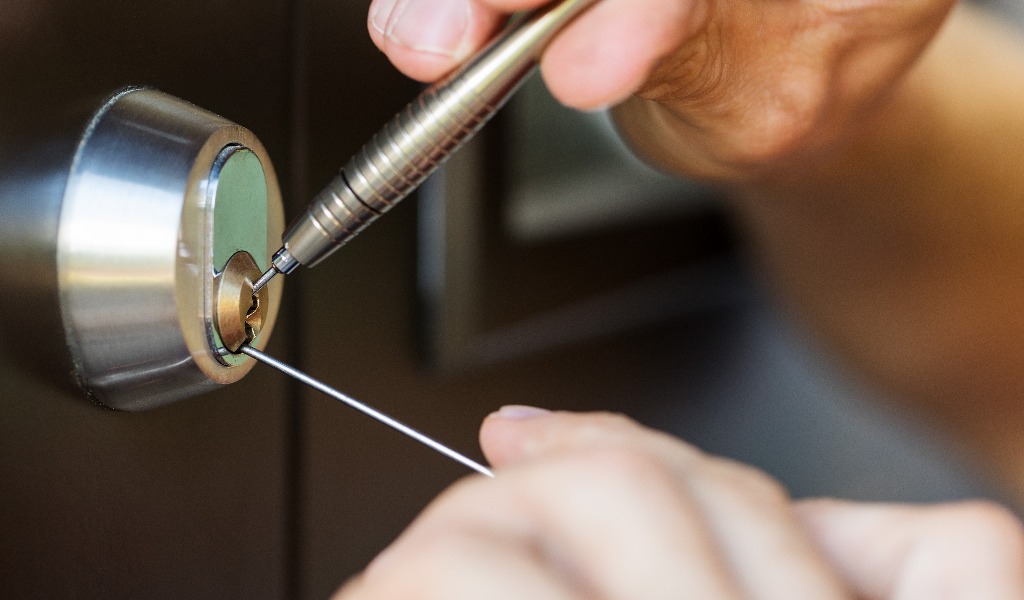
[208,146,271,366]
[212,147,269,272]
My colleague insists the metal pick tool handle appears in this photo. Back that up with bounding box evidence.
[241,345,494,478]
[256,0,600,290]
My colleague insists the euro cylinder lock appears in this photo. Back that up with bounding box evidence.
[0,87,284,410]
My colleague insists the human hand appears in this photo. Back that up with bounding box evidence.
[366,0,956,180]
[334,407,1024,598]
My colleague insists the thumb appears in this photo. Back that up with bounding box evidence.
[479,405,688,469]
[796,498,1024,599]
[478,405,558,468]
[367,0,506,82]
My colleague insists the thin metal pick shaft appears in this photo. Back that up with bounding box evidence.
[251,267,277,294]
[240,345,494,478]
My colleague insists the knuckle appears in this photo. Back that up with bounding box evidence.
[707,456,791,505]
[559,411,645,447]
[895,501,1024,590]
[575,445,662,479]
[937,501,1024,554]
[562,444,682,495]
[722,80,828,165]
[582,410,642,432]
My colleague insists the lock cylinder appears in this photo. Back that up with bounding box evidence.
[0,87,284,410]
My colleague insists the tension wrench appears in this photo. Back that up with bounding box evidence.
[240,345,494,478]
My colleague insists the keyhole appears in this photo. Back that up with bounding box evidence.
[214,251,269,355]
[244,294,261,340]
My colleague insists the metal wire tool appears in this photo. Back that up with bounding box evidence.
[241,345,494,477]
[252,0,597,293]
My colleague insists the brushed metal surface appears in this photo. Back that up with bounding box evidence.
[2,88,286,410]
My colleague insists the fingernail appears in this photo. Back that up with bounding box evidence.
[386,0,472,57]
[369,0,398,36]
[492,405,551,420]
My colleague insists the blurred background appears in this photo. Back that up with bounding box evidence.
[0,1,1012,598]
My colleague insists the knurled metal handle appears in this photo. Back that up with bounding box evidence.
[281,0,598,268]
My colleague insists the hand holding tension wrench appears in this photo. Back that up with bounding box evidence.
[246,0,599,476]
[253,0,598,292]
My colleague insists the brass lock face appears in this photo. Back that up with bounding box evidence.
[214,251,268,354]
